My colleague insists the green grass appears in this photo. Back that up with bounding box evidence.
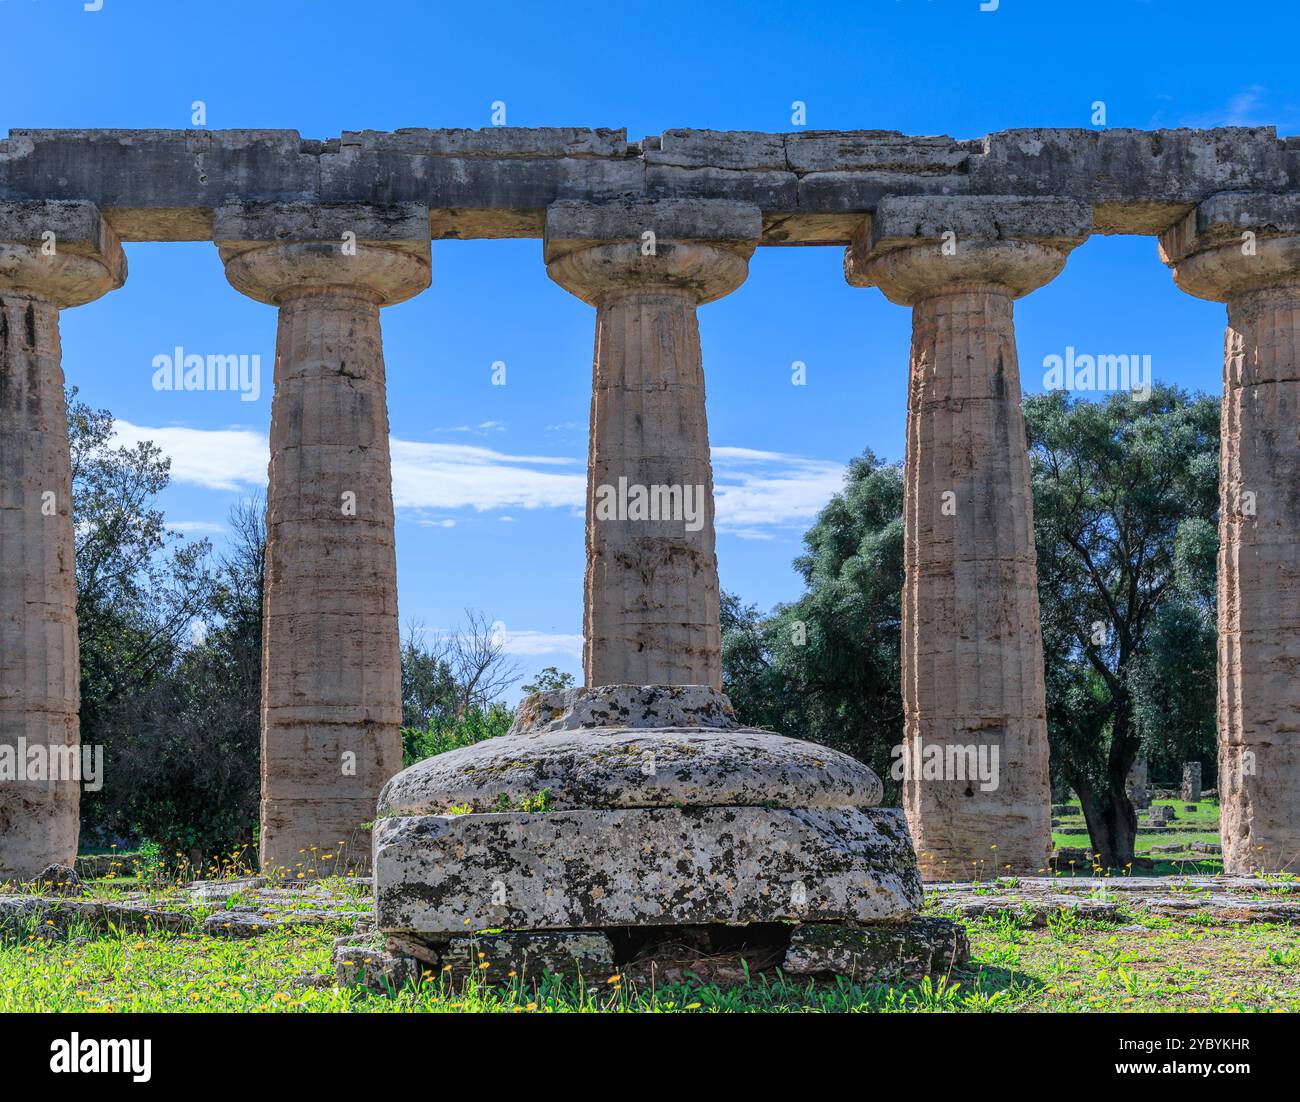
[1051,798,1223,872]
[4,904,1298,1013]
[1053,797,1221,831]
[3,797,1277,1013]
[1134,831,1221,852]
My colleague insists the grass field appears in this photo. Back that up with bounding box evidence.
[4,894,1298,1013]
[8,802,1282,1014]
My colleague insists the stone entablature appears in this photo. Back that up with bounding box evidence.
[3,126,1298,242]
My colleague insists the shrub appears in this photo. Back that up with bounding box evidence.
[401,703,514,767]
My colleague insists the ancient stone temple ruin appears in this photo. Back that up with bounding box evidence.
[2,128,1298,952]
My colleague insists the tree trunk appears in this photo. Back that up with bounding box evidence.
[1073,775,1137,871]
[1065,676,1141,871]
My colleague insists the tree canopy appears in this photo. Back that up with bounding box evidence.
[722,386,1220,869]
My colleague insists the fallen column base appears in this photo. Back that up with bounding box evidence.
[368,685,958,987]
[374,804,921,933]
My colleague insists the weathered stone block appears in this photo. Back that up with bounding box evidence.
[0,198,122,262]
[440,931,616,984]
[544,198,761,262]
[646,129,787,172]
[212,200,430,248]
[334,945,416,994]
[1159,190,1300,263]
[645,165,797,210]
[795,169,968,215]
[782,916,969,980]
[378,727,884,815]
[514,684,739,733]
[374,805,922,937]
[785,131,969,174]
[968,128,1290,218]
[339,128,628,159]
[866,194,1093,254]
[188,877,267,903]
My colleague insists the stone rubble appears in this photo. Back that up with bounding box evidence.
[930,875,1300,926]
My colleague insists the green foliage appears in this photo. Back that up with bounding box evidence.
[521,667,575,695]
[1025,384,1219,866]
[720,451,906,794]
[721,390,1219,867]
[494,788,553,813]
[69,389,261,864]
[400,612,521,728]
[401,704,514,767]
[68,383,520,863]
[400,632,460,731]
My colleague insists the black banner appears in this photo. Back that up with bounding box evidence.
[2,1010,1290,1086]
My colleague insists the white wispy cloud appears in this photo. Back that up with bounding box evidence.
[1180,85,1298,129]
[112,422,587,512]
[389,441,585,511]
[111,424,847,532]
[498,630,584,659]
[712,446,846,532]
[112,421,267,492]
[430,420,507,434]
[168,520,227,535]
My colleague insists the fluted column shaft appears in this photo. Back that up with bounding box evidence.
[1217,283,1300,873]
[548,239,750,689]
[852,239,1067,878]
[0,294,80,881]
[219,237,429,874]
[586,288,718,686]
[905,284,1051,877]
[1216,283,1300,873]
[0,207,124,882]
[262,287,400,873]
[1165,220,1300,875]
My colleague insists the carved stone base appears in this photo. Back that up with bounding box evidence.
[371,686,933,968]
[783,916,969,980]
[375,804,920,935]
[333,916,969,992]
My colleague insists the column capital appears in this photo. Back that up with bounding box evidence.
[544,199,759,306]
[214,202,431,306]
[0,200,126,307]
[1160,192,1300,302]
[845,195,1090,306]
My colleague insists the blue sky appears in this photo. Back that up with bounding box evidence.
[3,0,1295,698]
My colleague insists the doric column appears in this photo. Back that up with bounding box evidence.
[216,203,430,875]
[545,200,759,689]
[847,196,1089,879]
[1161,193,1300,875]
[0,201,125,881]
